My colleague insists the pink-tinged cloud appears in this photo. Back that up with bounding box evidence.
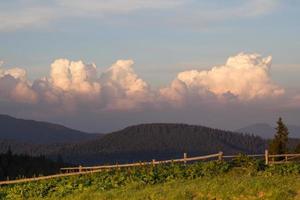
[161,53,284,106]
[33,58,153,112]
[0,65,37,103]
[100,60,154,111]
[50,59,101,95]
[0,53,290,113]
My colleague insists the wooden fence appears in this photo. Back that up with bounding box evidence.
[1,150,300,186]
[265,150,300,165]
[60,152,223,173]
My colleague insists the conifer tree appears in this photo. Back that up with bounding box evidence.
[269,117,289,154]
[295,144,300,153]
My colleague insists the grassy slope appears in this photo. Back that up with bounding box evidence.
[61,173,300,200]
[2,159,300,200]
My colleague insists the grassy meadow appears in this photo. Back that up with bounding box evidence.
[62,173,300,200]
[1,156,300,200]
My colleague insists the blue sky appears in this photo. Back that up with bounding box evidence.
[0,0,299,86]
[0,0,300,132]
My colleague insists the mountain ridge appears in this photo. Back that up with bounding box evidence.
[236,123,300,139]
[0,114,101,144]
[1,114,299,165]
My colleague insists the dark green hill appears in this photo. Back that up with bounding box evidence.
[0,114,100,144]
[55,123,267,164]
[5,116,298,165]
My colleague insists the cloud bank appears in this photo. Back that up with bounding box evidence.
[0,52,287,113]
[1,52,299,132]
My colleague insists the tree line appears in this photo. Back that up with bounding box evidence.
[0,148,67,181]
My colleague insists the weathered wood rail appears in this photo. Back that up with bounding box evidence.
[60,152,223,173]
[0,152,222,186]
[0,150,300,186]
[265,150,300,165]
[0,169,103,186]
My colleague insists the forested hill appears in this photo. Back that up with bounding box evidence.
[0,121,270,165]
[55,123,267,164]
[0,114,100,144]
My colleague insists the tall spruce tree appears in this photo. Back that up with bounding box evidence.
[269,117,289,154]
[295,143,300,153]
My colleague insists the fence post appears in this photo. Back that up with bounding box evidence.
[218,151,223,161]
[183,153,187,165]
[79,165,82,172]
[265,149,269,165]
[152,159,156,167]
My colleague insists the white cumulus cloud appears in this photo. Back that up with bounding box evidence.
[50,59,101,95]
[161,53,284,106]
[0,63,37,103]
[0,58,153,112]
[0,53,289,113]
[100,59,154,110]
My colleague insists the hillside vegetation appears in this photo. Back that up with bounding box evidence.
[0,150,66,181]
[54,123,267,164]
[62,174,300,200]
[1,122,268,165]
[1,156,300,200]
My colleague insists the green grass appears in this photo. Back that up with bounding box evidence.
[1,157,300,200]
[61,173,300,200]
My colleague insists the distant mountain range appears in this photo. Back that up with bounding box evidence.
[236,123,300,139]
[0,114,101,144]
[1,114,299,165]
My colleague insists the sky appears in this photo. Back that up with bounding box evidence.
[0,0,300,133]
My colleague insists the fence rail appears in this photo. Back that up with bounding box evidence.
[265,150,300,164]
[60,152,222,173]
[223,154,265,159]
[1,150,300,186]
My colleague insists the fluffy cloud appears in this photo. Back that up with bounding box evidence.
[50,59,101,95]
[100,60,154,110]
[161,53,284,106]
[0,58,153,112]
[0,63,37,103]
[30,59,102,112]
[0,53,288,113]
